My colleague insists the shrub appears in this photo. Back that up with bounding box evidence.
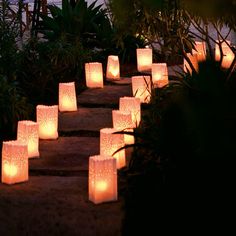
[17,38,91,106]
[40,0,145,67]
[40,0,111,47]
[0,76,32,142]
[122,60,236,234]
[0,0,20,79]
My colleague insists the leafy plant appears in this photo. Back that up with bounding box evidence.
[0,0,20,79]
[40,0,111,47]
[0,76,32,141]
[108,0,194,63]
[17,38,90,106]
[122,60,236,234]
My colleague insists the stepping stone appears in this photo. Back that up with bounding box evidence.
[30,137,133,174]
[0,176,123,236]
[59,107,113,133]
[30,137,99,172]
[78,85,132,108]
[108,77,132,85]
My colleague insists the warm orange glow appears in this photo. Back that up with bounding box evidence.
[17,120,39,158]
[215,41,234,68]
[119,96,141,126]
[215,40,231,61]
[106,55,120,80]
[221,46,235,69]
[85,62,104,88]
[100,128,126,169]
[28,140,38,157]
[1,141,28,185]
[59,82,77,112]
[112,110,135,145]
[3,163,18,177]
[194,41,206,62]
[151,63,168,88]
[184,53,199,74]
[89,155,117,204]
[136,48,153,72]
[96,181,108,192]
[132,76,151,103]
[36,105,58,140]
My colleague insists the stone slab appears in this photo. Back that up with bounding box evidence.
[78,85,132,107]
[30,137,99,172]
[30,137,133,173]
[0,176,123,236]
[59,108,113,132]
[108,77,132,85]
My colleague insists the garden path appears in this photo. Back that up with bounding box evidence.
[0,82,132,236]
[0,65,179,235]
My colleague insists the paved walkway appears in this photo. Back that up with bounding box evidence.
[0,67,179,235]
[0,83,132,236]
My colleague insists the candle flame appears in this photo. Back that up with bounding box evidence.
[4,163,18,177]
[96,181,108,192]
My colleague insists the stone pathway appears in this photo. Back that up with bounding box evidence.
[0,68,178,235]
[0,84,131,236]
[59,107,113,132]
[0,176,123,236]
[78,85,132,108]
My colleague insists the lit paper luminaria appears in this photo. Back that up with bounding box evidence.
[136,48,153,72]
[100,128,126,169]
[119,96,141,126]
[17,120,39,158]
[194,41,206,62]
[215,41,234,68]
[106,55,120,80]
[151,63,168,88]
[112,110,135,145]
[184,53,199,74]
[36,105,58,140]
[221,46,235,69]
[215,40,231,62]
[89,155,117,204]
[85,62,104,88]
[132,75,151,103]
[2,141,28,184]
[59,82,77,112]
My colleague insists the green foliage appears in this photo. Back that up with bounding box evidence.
[0,0,20,78]
[109,0,236,66]
[40,0,111,47]
[122,60,236,233]
[0,1,32,143]
[0,76,32,141]
[116,35,145,64]
[40,0,146,66]
[182,0,236,30]
[108,0,194,62]
[17,38,90,105]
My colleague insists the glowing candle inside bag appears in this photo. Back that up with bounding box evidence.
[85,62,104,88]
[132,76,151,103]
[106,55,120,80]
[136,48,153,72]
[2,140,28,184]
[89,155,117,204]
[17,120,39,158]
[151,63,168,88]
[100,128,126,169]
[59,82,77,112]
[37,105,58,140]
